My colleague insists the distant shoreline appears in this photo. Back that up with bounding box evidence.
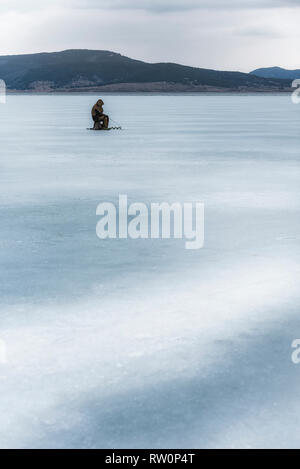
[7,87,292,94]
[1,50,293,95]
[5,80,292,94]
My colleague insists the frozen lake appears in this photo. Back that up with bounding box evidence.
[0,93,300,448]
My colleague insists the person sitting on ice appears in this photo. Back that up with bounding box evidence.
[92,99,110,130]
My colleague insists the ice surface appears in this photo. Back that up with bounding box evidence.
[0,93,300,448]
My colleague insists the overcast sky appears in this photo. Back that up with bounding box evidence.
[0,0,299,71]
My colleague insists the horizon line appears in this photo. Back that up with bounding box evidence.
[0,48,296,75]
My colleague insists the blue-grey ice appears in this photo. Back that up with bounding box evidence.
[0,94,300,449]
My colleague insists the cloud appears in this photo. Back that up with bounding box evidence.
[112,0,300,11]
[0,0,299,72]
[234,26,285,38]
[74,0,300,12]
[1,0,300,14]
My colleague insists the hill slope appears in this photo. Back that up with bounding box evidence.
[0,49,290,91]
[251,67,300,81]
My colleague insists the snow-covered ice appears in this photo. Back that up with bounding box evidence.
[0,93,300,448]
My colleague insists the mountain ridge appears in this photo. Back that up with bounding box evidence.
[251,66,300,80]
[0,49,291,92]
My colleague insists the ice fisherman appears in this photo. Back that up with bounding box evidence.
[91,99,110,130]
